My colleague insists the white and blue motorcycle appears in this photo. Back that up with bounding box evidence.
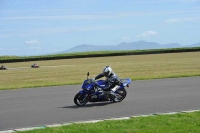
[74,72,131,106]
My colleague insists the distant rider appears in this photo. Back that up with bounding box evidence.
[94,66,121,99]
[0,65,6,69]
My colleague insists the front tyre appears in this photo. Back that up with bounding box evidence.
[113,88,127,102]
[74,93,89,106]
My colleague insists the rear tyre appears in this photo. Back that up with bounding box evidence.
[113,88,127,102]
[74,93,89,106]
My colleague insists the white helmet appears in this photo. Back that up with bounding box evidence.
[103,66,112,77]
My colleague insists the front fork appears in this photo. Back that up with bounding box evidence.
[78,90,89,100]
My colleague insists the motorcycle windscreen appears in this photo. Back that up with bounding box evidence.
[82,80,94,90]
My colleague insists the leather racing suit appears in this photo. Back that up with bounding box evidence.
[94,71,121,92]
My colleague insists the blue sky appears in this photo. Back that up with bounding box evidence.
[0,0,200,56]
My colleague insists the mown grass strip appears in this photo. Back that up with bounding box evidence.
[19,111,200,133]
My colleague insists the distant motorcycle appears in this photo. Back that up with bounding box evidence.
[74,72,131,106]
[31,63,39,68]
[0,65,7,70]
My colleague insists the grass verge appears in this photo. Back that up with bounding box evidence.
[19,111,200,133]
[1,52,200,90]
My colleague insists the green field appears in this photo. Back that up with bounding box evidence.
[1,51,200,90]
[20,111,200,133]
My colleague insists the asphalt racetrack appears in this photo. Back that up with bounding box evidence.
[0,77,200,131]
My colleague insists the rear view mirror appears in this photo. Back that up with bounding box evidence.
[87,72,89,79]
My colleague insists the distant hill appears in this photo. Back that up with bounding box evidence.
[62,44,117,53]
[186,42,200,47]
[61,40,200,53]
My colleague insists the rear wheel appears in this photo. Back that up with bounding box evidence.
[113,88,127,102]
[74,93,89,106]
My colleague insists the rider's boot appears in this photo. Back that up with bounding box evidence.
[109,85,120,102]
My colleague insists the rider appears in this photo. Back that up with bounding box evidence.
[94,66,121,98]
[0,65,5,69]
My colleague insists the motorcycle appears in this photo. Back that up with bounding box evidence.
[0,65,7,70]
[31,63,39,68]
[74,72,131,106]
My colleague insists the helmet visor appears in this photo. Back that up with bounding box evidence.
[103,71,110,77]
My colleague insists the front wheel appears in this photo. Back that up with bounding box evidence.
[74,93,89,106]
[113,88,127,102]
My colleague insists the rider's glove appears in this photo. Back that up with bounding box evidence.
[92,78,98,85]
[92,78,95,82]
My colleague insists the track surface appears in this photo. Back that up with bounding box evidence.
[0,77,200,131]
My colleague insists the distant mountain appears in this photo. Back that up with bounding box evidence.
[163,43,182,48]
[117,41,162,50]
[186,42,200,47]
[62,44,117,53]
[61,41,200,53]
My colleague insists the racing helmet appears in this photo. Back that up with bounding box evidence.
[103,66,112,77]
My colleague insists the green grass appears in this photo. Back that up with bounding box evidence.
[19,111,200,133]
[1,52,200,90]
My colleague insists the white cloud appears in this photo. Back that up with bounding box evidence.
[25,39,41,45]
[165,17,197,23]
[136,31,158,38]
[25,40,41,50]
